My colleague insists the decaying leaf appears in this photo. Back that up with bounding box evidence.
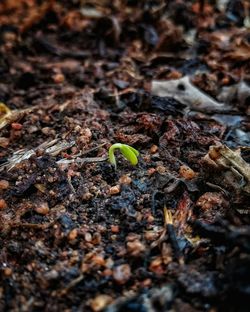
[204,144,250,194]
[217,80,250,109]
[151,76,229,113]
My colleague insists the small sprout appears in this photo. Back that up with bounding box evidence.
[108,143,139,170]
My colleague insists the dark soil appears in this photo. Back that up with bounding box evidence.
[0,1,250,311]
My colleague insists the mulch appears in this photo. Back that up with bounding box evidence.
[0,1,250,311]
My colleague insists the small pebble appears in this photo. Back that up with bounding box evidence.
[0,199,7,210]
[156,165,166,174]
[119,175,132,185]
[3,267,12,277]
[34,201,49,215]
[113,264,131,285]
[0,137,9,148]
[127,240,146,257]
[53,73,65,84]
[68,228,78,240]
[150,145,158,154]
[0,180,9,190]
[82,192,93,201]
[111,225,119,233]
[144,231,159,241]
[149,257,164,275]
[11,123,22,130]
[92,255,105,266]
[109,185,120,195]
[89,294,113,312]
[85,232,92,242]
[179,165,197,180]
[3,32,17,42]
[41,127,56,136]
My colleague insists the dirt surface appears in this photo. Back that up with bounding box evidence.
[0,1,250,311]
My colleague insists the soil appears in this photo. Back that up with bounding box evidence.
[0,1,250,311]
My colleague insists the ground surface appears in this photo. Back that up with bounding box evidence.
[0,1,250,311]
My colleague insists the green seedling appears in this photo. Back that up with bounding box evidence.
[108,143,139,170]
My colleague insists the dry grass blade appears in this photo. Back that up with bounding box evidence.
[0,139,75,171]
[0,139,107,171]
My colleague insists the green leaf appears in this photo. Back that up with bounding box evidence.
[125,145,139,157]
[120,145,138,166]
[108,143,139,169]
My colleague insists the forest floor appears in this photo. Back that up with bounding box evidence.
[0,1,250,311]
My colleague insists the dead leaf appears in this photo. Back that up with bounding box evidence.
[152,76,229,113]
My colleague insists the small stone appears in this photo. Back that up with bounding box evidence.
[144,231,159,241]
[82,192,93,201]
[3,267,12,277]
[179,165,197,180]
[68,228,78,240]
[111,225,119,233]
[127,240,146,257]
[11,123,22,130]
[156,165,166,174]
[34,201,49,215]
[89,294,113,312]
[119,175,132,185]
[0,180,9,190]
[113,264,131,285]
[149,257,164,275]
[0,199,7,210]
[3,32,17,42]
[0,137,9,148]
[41,127,55,136]
[92,255,105,266]
[150,145,158,154]
[109,185,120,195]
[85,232,92,242]
[53,73,65,84]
